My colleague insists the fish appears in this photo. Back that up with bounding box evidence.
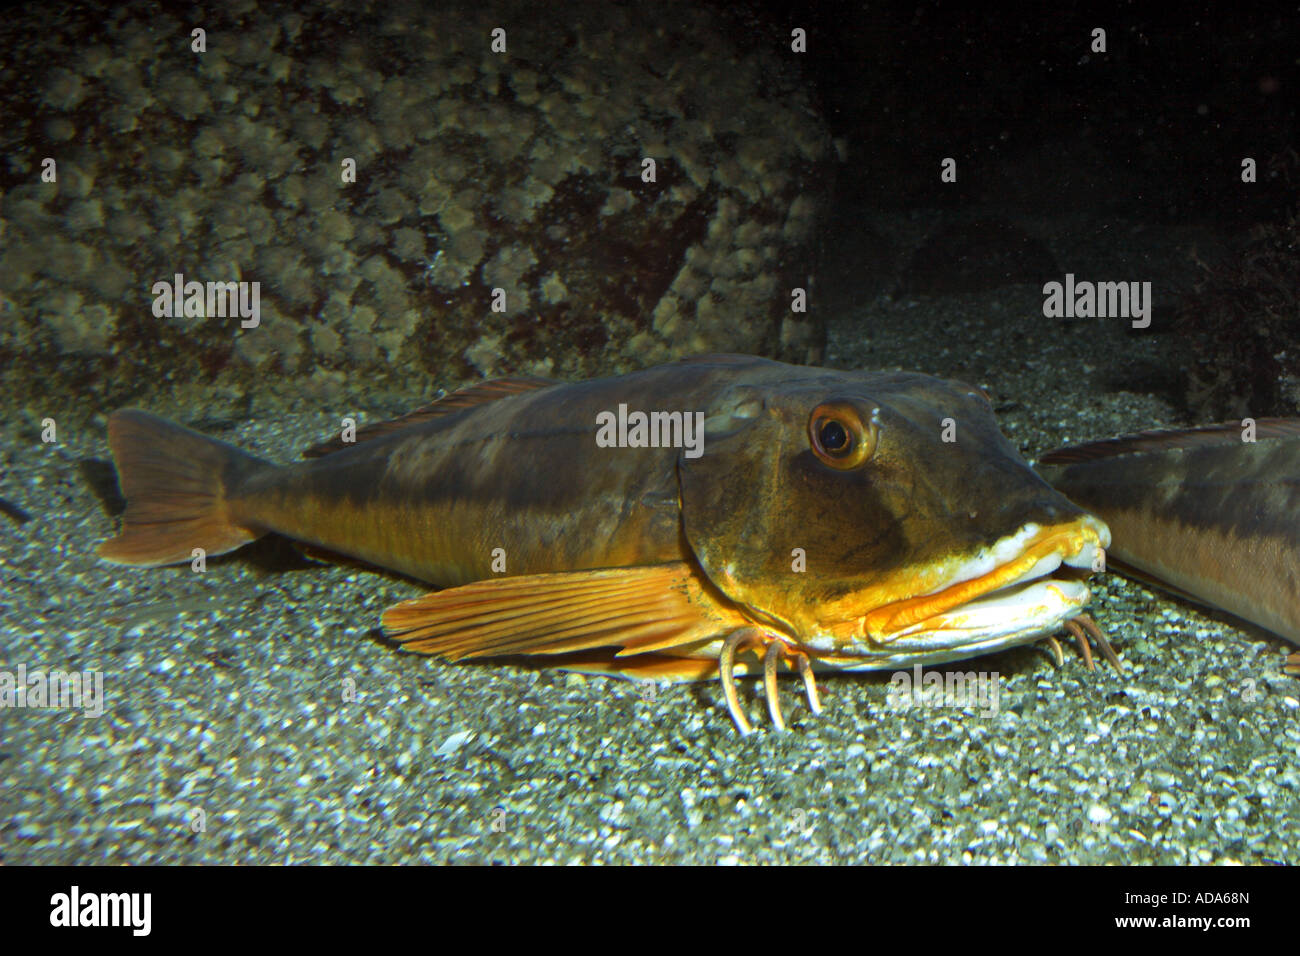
[1038,419,1300,676]
[98,354,1114,733]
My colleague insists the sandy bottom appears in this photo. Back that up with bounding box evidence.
[3,208,1297,864]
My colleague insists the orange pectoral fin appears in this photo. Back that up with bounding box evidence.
[381,562,748,672]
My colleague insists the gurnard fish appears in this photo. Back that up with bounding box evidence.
[99,355,1114,733]
[1039,420,1300,676]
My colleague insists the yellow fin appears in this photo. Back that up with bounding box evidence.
[302,375,556,457]
[381,563,746,664]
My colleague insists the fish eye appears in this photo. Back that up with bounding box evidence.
[819,419,849,451]
[808,402,878,469]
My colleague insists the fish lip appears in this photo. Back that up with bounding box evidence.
[850,514,1109,644]
[873,576,1091,651]
[808,578,1094,669]
[809,575,1095,668]
[917,515,1110,594]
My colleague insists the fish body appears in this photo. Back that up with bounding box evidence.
[100,355,1110,729]
[1039,420,1300,673]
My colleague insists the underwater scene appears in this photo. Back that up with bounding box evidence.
[1,0,1298,867]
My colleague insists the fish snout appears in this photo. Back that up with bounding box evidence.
[1033,491,1101,528]
[809,509,1112,668]
[998,481,1112,561]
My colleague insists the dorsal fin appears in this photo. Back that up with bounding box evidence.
[1040,418,1300,465]
[302,375,557,458]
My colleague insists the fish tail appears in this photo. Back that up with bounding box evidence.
[97,409,271,567]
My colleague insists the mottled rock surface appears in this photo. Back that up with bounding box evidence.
[0,0,831,420]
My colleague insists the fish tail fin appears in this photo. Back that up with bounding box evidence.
[97,409,272,567]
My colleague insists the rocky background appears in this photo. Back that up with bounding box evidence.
[0,0,833,422]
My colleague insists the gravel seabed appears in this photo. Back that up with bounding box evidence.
[3,209,1298,865]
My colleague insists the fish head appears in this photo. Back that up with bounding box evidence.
[677,368,1110,670]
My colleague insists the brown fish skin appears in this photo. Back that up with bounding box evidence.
[99,355,1111,728]
[1039,420,1300,673]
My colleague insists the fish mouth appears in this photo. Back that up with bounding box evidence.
[816,515,1110,667]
